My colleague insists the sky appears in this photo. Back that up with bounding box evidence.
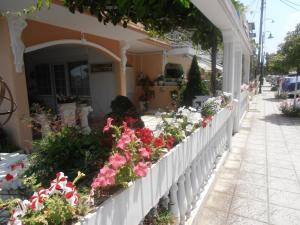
[240,0,300,54]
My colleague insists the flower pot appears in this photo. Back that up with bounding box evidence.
[78,105,93,133]
[59,102,76,126]
[35,113,50,137]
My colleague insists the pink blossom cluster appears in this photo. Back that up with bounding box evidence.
[7,172,80,225]
[91,118,176,190]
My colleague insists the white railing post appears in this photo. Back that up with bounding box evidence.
[169,183,180,225]
[184,168,193,218]
[177,175,187,224]
[190,162,199,208]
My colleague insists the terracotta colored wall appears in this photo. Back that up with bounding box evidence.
[140,53,163,80]
[0,17,32,151]
[22,20,121,58]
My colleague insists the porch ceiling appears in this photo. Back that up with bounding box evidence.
[0,0,148,42]
[191,0,253,55]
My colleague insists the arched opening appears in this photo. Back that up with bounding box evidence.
[24,42,119,135]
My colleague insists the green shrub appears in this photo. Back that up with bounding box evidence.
[25,126,110,187]
[181,55,209,106]
[22,195,74,225]
[279,101,300,117]
[105,95,144,129]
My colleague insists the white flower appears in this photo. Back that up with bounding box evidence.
[187,112,202,124]
[186,124,194,133]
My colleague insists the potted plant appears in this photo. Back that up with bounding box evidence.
[138,75,155,112]
[153,75,165,86]
[30,103,51,138]
[57,95,77,126]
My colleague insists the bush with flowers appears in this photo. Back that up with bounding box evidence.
[279,100,300,117]
[0,93,233,224]
[90,118,175,199]
[2,172,86,225]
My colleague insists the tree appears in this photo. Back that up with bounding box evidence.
[281,24,300,74]
[265,53,288,75]
[181,56,208,106]
[280,23,300,107]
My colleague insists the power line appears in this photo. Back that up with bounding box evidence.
[284,0,300,7]
[279,0,300,11]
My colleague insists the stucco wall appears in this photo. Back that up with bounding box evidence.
[22,20,121,59]
[0,17,32,151]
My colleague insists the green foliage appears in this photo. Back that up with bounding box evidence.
[22,195,74,225]
[231,0,246,13]
[153,208,175,225]
[265,53,289,75]
[280,23,300,72]
[181,56,209,106]
[201,98,221,118]
[25,126,110,186]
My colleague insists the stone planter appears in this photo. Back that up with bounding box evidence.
[59,102,77,126]
[78,104,93,134]
[35,113,50,137]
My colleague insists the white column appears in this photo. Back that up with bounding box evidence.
[244,54,251,84]
[222,30,236,96]
[233,44,243,133]
[120,41,130,96]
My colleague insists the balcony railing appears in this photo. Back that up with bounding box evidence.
[240,90,249,123]
[77,107,234,225]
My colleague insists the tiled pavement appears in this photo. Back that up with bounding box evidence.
[196,85,300,225]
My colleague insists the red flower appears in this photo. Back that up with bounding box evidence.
[136,128,154,145]
[5,173,14,181]
[124,116,138,124]
[202,120,207,128]
[166,136,175,150]
[154,135,164,148]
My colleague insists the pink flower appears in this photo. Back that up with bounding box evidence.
[103,117,113,132]
[138,147,151,159]
[133,162,150,177]
[109,153,127,169]
[48,172,68,195]
[91,166,116,189]
[116,129,135,150]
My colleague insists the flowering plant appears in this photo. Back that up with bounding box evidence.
[0,160,26,191]
[6,172,84,225]
[201,97,222,118]
[279,100,300,117]
[91,118,175,192]
[241,84,249,92]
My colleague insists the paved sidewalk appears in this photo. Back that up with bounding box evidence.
[196,85,300,225]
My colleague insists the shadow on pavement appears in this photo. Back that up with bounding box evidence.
[260,113,300,126]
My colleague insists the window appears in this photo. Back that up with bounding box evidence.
[36,64,52,95]
[53,64,67,96]
[165,63,184,79]
[68,61,90,96]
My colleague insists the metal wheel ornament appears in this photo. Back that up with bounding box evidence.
[0,76,17,126]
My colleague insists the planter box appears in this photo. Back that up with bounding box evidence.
[76,108,232,225]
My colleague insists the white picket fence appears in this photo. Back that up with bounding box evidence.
[77,107,234,225]
[239,91,249,123]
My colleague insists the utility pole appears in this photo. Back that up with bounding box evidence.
[258,0,265,94]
